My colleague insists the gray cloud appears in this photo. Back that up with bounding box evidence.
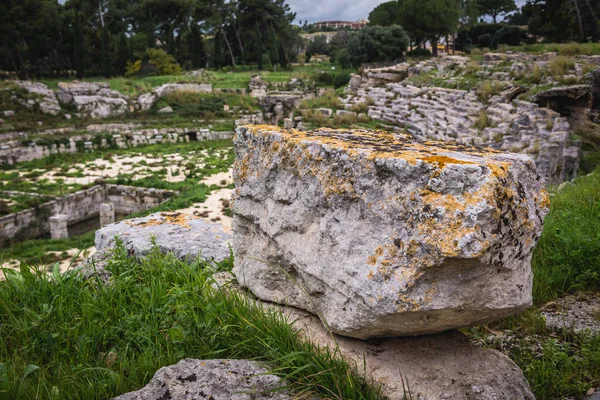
[286,0,390,24]
[287,0,526,25]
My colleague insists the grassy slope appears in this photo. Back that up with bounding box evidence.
[0,243,381,400]
[532,170,600,303]
[40,64,346,94]
[466,168,600,399]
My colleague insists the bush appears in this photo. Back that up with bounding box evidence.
[125,49,182,77]
[147,48,182,75]
[333,71,351,88]
[478,33,496,49]
[495,26,525,46]
[407,47,432,57]
[315,71,352,88]
[346,25,409,67]
[549,56,575,77]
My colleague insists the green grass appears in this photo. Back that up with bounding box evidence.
[0,241,381,399]
[466,309,600,400]
[501,42,600,56]
[1,232,95,266]
[40,64,353,94]
[532,169,600,303]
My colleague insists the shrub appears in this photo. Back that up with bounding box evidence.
[407,47,432,57]
[346,25,409,67]
[474,110,491,130]
[147,48,182,75]
[125,49,182,77]
[333,71,351,88]
[478,33,496,49]
[478,81,502,103]
[531,64,542,84]
[549,57,575,77]
[494,26,526,46]
[125,60,142,78]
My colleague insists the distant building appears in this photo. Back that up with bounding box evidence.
[313,20,367,30]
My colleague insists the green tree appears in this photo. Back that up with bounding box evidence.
[0,0,63,78]
[477,0,517,22]
[188,23,207,69]
[368,1,402,26]
[400,0,461,56]
[346,25,409,67]
[304,35,330,62]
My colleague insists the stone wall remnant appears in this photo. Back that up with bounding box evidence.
[0,185,174,246]
[99,203,115,227]
[137,83,212,111]
[232,125,550,339]
[49,214,69,240]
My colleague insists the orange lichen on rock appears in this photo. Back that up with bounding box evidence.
[126,212,192,229]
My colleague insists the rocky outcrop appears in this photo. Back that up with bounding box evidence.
[249,75,268,97]
[137,83,213,111]
[56,81,130,118]
[232,126,549,339]
[532,68,600,126]
[14,81,61,115]
[277,301,534,399]
[346,81,580,183]
[113,359,292,400]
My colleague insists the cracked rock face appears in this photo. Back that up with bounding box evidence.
[112,359,292,400]
[232,125,550,338]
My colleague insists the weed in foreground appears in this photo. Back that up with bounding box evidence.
[0,241,381,400]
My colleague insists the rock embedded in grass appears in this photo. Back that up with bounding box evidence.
[113,359,293,400]
[95,211,232,262]
[232,125,550,338]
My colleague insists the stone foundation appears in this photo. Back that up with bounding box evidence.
[0,184,174,245]
[0,127,233,165]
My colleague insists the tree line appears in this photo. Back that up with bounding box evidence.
[368,0,599,55]
[0,0,303,79]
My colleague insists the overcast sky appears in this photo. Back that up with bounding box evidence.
[287,0,528,24]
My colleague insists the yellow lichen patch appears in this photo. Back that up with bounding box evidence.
[126,212,192,229]
[396,294,421,312]
[538,188,551,209]
[421,155,477,169]
[487,162,510,179]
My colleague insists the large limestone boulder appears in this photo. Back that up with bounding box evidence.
[232,126,550,338]
[113,359,292,400]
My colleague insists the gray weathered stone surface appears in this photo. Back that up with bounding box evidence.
[95,211,232,261]
[137,83,213,111]
[232,126,550,338]
[112,359,292,400]
[56,81,130,118]
[212,272,535,400]
[542,294,600,334]
[14,81,61,115]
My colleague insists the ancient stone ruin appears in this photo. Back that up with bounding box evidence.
[232,126,549,338]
